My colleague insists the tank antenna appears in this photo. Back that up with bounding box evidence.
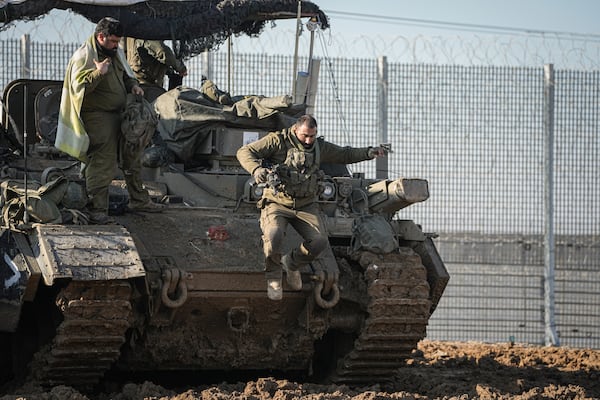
[22,85,29,224]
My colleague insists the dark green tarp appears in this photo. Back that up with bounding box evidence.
[153,86,305,162]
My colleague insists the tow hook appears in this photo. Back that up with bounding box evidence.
[312,270,340,309]
[161,269,191,308]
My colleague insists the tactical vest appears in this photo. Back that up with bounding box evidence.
[276,136,323,199]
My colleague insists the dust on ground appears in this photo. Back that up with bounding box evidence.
[2,340,599,400]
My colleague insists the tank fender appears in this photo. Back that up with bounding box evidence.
[412,237,450,314]
[29,224,146,286]
[391,220,427,241]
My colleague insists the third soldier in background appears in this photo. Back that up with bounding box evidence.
[124,38,187,100]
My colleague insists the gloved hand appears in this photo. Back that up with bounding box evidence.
[253,167,269,183]
[368,146,386,158]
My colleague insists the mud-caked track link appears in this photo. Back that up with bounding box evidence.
[333,247,432,384]
[32,280,133,390]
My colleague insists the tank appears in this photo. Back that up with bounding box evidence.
[0,2,448,389]
[0,77,449,390]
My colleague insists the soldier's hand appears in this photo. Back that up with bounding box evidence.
[368,146,386,158]
[131,85,144,96]
[253,167,269,183]
[94,58,111,75]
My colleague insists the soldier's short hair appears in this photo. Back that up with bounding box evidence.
[95,17,123,38]
[296,114,318,129]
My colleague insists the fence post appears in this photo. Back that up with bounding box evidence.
[543,63,559,346]
[201,50,212,81]
[376,56,388,179]
[20,34,31,79]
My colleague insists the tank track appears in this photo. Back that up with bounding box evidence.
[332,247,432,384]
[31,280,133,390]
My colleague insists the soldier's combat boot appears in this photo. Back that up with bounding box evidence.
[282,254,302,291]
[267,278,282,301]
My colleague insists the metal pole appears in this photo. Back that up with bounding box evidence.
[304,28,315,104]
[227,35,233,94]
[23,85,29,224]
[543,63,559,346]
[20,34,31,79]
[291,0,302,98]
[376,56,389,179]
[307,30,315,73]
[201,50,212,81]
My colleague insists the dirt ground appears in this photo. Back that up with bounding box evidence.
[2,339,599,400]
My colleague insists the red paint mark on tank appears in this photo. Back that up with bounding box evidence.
[206,225,229,241]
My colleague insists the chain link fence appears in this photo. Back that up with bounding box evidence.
[1,29,599,349]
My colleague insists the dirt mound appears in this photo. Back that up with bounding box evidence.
[2,340,599,400]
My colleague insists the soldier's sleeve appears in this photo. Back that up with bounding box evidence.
[124,75,140,93]
[236,132,279,174]
[146,40,185,72]
[320,139,371,165]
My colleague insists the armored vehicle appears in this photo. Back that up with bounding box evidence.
[0,0,449,391]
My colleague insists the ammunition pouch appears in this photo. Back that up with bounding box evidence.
[277,165,324,199]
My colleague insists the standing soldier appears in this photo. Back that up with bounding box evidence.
[56,17,164,224]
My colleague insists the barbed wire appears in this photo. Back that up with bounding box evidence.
[1,10,600,70]
[232,26,600,70]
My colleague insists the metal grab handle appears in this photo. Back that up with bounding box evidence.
[313,279,340,309]
[161,269,189,308]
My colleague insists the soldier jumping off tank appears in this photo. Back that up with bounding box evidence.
[236,114,386,300]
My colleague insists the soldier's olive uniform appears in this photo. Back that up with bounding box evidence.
[237,128,373,280]
[126,38,186,88]
[80,45,150,213]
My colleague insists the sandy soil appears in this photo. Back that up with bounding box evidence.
[2,340,599,400]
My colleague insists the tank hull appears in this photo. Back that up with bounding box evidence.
[0,77,449,389]
[1,206,447,388]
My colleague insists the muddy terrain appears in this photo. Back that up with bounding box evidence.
[2,339,599,400]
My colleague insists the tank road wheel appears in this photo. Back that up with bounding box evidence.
[40,167,65,185]
[316,247,432,384]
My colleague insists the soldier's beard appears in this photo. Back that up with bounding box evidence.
[99,45,118,57]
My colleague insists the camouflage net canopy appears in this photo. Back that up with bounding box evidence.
[0,0,329,58]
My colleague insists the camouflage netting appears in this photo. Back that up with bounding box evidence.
[0,0,329,58]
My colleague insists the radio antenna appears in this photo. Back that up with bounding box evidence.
[22,85,29,224]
